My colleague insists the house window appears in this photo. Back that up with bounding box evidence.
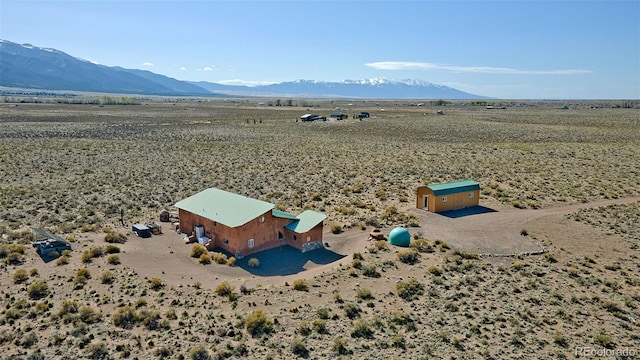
[278,231,284,240]
[248,239,254,248]
[260,216,265,223]
[442,196,448,202]
[214,222,218,227]
[293,235,297,241]
[223,239,229,245]
[469,192,474,198]
[307,236,311,242]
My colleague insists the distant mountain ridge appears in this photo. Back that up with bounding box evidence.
[0,39,487,99]
[0,39,210,96]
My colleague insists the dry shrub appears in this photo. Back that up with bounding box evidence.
[396,278,424,301]
[198,253,211,265]
[248,258,260,268]
[410,238,434,253]
[215,281,234,297]
[107,254,120,265]
[105,245,120,254]
[112,306,138,329]
[100,270,115,284]
[292,279,308,291]
[374,240,389,251]
[343,303,361,319]
[244,310,273,336]
[212,252,227,264]
[27,280,49,300]
[149,277,164,290]
[56,255,69,266]
[13,269,29,284]
[104,232,127,244]
[397,248,420,264]
[226,256,236,266]
[356,287,373,300]
[190,244,207,258]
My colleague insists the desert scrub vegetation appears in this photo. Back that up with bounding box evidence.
[81,246,103,263]
[1,101,639,359]
[397,248,420,264]
[190,244,207,258]
[396,278,425,301]
[292,279,309,291]
[215,281,234,297]
[570,201,640,246]
[104,231,127,243]
[26,280,49,299]
[198,253,211,265]
[12,269,29,284]
[106,254,120,265]
[73,268,91,288]
[1,103,639,238]
[104,244,120,254]
[244,310,273,336]
[248,257,260,268]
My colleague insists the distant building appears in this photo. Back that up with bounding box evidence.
[30,227,72,256]
[175,188,326,257]
[416,180,480,213]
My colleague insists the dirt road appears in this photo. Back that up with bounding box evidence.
[116,197,639,288]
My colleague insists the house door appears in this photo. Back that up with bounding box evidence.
[423,195,428,210]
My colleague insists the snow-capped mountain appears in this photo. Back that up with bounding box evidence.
[248,78,483,99]
[1,39,487,99]
[0,39,211,95]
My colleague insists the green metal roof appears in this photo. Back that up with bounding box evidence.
[272,209,298,220]
[425,179,480,196]
[175,188,275,228]
[284,210,326,234]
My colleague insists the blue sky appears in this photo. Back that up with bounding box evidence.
[1,0,638,99]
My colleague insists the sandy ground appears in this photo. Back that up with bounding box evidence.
[98,194,638,288]
[109,196,639,290]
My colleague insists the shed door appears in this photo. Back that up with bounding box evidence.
[423,195,428,210]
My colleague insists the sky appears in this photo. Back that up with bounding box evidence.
[1,0,639,99]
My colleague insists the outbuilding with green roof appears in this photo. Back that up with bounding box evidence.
[416,180,480,213]
[175,188,326,257]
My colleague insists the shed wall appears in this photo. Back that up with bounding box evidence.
[416,187,479,213]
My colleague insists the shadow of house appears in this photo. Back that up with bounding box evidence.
[438,205,497,219]
[30,227,72,263]
[213,245,345,277]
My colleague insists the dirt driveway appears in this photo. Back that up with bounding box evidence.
[116,197,639,289]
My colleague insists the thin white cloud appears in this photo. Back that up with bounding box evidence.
[179,67,187,71]
[142,62,154,67]
[365,61,591,75]
[218,79,277,87]
[197,66,215,72]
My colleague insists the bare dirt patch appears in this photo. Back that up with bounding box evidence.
[1,100,639,359]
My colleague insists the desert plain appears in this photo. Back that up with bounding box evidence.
[0,96,639,359]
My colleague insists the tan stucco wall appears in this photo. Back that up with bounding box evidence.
[177,209,324,256]
[416,187,479,213]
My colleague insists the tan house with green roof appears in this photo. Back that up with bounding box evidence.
[416,180,480,213]
[175,188,326,257]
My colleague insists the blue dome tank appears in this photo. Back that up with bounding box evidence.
[388,227,411,247]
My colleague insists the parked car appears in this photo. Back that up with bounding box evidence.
[331,112,347,120]
[300,114,325,122]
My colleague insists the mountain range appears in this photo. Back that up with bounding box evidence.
[0,39,486,99]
